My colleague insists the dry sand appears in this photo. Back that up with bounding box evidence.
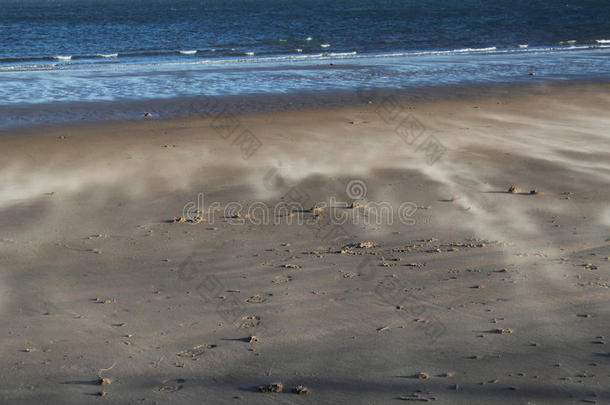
[0,83,609,404]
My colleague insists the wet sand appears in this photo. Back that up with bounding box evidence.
[0,83,608,404]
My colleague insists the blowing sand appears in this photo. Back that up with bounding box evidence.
[0,83,608,404]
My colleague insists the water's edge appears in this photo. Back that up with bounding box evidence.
[3,79,609,135]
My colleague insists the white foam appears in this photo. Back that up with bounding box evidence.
[451,47,497,53]
[320,44,330,48]
[7,43,605,74]
[97,53,118,58]
[52,55,72,61]
[296,48,303,53]
[596,39,610,44]
[245,52,255,56]
[328,52,357,57]
[179,50,197,55]
[518,44,528,48]
[306,37,312,41]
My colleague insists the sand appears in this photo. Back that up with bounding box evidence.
[0,83,608,404]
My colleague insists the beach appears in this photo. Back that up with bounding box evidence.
[0,82,608,404]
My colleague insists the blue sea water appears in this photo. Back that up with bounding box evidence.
[0,0,609,126]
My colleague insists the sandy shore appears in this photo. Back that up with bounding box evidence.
[0,83,609,404]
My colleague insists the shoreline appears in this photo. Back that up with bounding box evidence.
[2,78,610,134]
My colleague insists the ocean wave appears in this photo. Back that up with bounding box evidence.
[596,39,610,44]
[0,45,508,68]
[452,47,497,53]
[518,44,528,48]
[374,47,498,58]
[0,48,498,72]
[328,52,357,57]
[2,43,608,73]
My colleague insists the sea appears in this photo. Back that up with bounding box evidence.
[1,0,609,128]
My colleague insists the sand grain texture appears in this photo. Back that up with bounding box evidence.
[0,83,609,404]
